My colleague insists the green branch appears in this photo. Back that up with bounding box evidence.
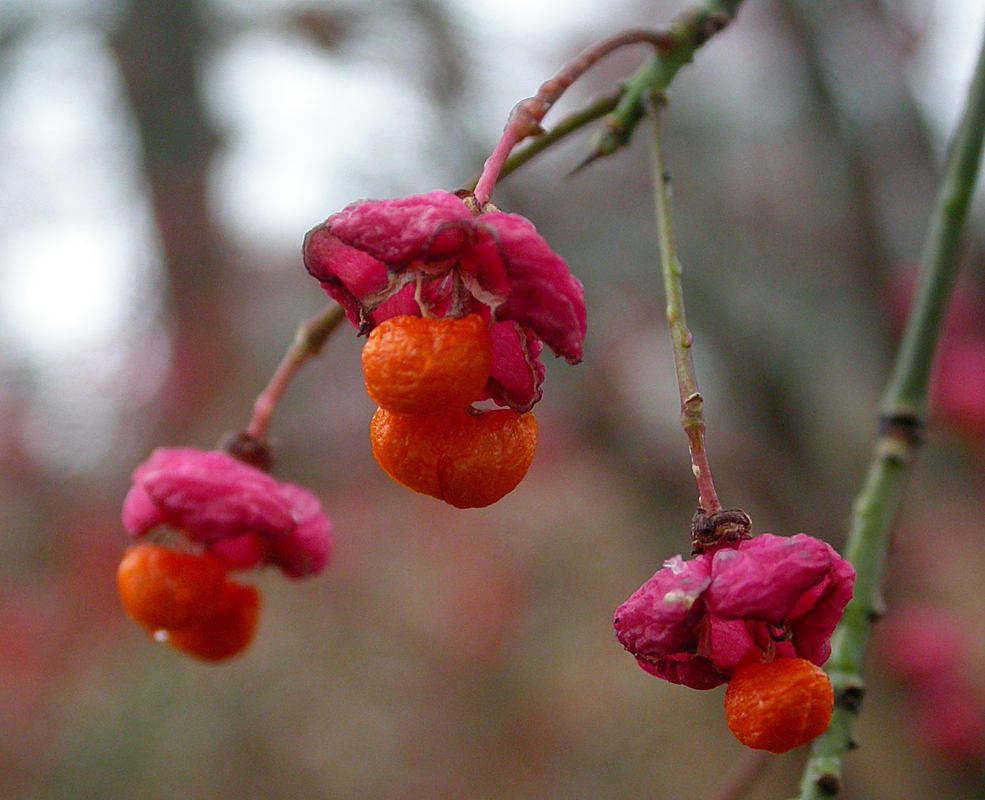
[587,0,744,164]
[465,0,743,191]
[797,26,985,800]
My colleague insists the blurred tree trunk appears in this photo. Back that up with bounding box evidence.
[783,0,939,295]
[111,0,234,439]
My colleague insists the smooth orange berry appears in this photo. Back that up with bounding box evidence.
[117,544,227,631]
[166,580,261,663]
[724,657,834,753]
[370,406,538,508]
[361,315,492,414]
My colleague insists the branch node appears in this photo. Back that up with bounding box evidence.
[835,685,865,714]
[877,413,924,446]
[814,774,841,796]
[218,431,274,472]
[691,508,752,553]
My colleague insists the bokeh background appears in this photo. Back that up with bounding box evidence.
[2,0,985,797]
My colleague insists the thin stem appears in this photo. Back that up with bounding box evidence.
[798,24,985,800]
[465,89,621,191]
[648,100,722,514]
[246,302,346,441]
[472,28,674,205]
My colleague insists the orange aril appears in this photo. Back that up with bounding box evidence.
[361,315,492,414]
[370,406,537,508]
[724,657,834,753]
[117,544,227,632]
[166,579,261,663]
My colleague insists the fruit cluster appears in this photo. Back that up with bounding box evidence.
[363,314,538,508]
[613,533,854,690]
[614,532,854,751]
[118,446,333,662]
[117,544,260,662]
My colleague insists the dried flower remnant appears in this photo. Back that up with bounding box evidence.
[117,447,333,662]
[122,447,333,578]
[304,191,582,507]
[304,191,586,413]
[613,533,855,690]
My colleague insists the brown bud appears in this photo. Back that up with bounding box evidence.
[218,431,274,472]
[691,508,752,553]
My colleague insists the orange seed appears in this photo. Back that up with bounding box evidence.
[117,544,228,632]
[724,657,834,754]
[361,314,492,414]
[166,580,261,663]
[370,406,538,508]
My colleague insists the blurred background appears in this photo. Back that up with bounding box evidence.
[2,0,985,797]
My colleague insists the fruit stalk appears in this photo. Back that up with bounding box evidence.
[472,28,676,205]
[473,90,621,188]
[647,99,721,514]
[247,302,346,441]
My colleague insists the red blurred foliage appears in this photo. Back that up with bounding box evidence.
[888,275,985,442]
[877,605,985,764]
